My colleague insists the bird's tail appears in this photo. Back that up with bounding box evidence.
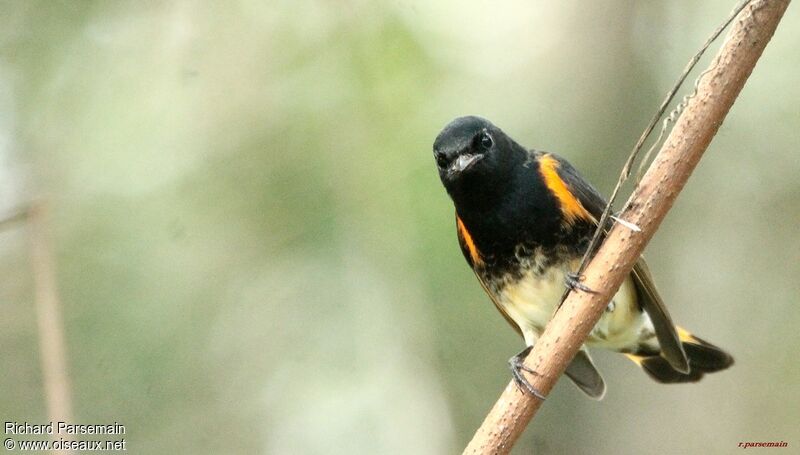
[627,327,733,383]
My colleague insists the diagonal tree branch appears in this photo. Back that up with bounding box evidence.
[463,1,790,453]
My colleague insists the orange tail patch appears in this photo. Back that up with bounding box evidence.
[677,326,700,344]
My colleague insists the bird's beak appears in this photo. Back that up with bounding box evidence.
[449,154,483,175]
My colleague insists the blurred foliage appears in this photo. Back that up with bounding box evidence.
[1,1,798,454]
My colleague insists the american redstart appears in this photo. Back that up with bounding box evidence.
[433,116,733,399]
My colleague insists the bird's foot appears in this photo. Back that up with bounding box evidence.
[565,272,597,294]
[508,346,546,400]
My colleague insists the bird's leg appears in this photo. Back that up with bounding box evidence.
[565,272,597,294]
[508,346,546,400]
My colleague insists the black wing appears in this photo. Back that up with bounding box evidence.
[549,152,689,373]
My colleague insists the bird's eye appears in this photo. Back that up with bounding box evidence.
[480,132,493,150]
[435,152,448,168]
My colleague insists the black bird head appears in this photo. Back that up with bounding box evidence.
[433,116,527,208]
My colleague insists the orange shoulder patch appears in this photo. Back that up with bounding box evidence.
[538,154,593,223]
[456,215,483,266]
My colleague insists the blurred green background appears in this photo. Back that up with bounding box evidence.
[1,1,798,454]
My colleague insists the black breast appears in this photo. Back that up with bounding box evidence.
[453,159,595,280]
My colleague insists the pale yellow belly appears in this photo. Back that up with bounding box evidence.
[496,266,655,352]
